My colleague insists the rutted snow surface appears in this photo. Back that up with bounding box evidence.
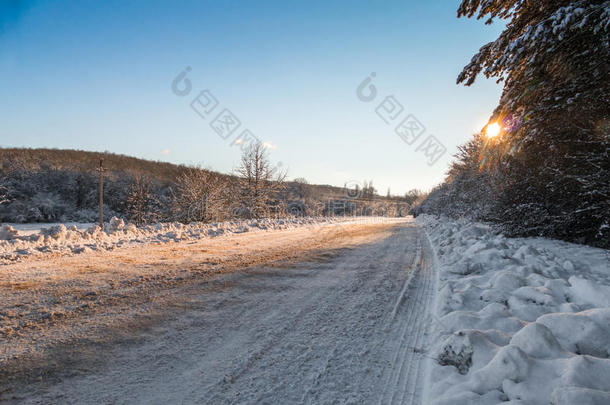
[7,221,437,404]
[418,215,610,405]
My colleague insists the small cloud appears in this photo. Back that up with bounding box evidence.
[161,149,171,155]
[262,142,277,150]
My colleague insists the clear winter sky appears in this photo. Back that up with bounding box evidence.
[0,0,504,195]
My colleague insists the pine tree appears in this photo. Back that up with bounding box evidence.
[453,0,610,247]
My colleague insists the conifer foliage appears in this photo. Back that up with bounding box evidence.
[416,0,610,247]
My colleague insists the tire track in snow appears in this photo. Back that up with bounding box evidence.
[402,234,436,405]
[203,228,388,403]
[298,232,417,404]
[379,236,424,404]
[379,228,436,405]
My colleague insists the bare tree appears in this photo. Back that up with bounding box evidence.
[172,167,225,223]
[235,143,286,218]
[404,189,423,205]
[0,177,9,206]
[126,175,161,225]
[409,191,429,217]
[362,180,376,199]
[307,199,325,217]
[0,187,8,206]
[0,182,9,224]
[293,177,310,199]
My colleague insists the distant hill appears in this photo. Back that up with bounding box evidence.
[0,148,340,193]
[0,148,192,183]
[0,148,406,224]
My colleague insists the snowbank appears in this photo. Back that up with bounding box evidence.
[0,216,391,264]
[418,215,610,405]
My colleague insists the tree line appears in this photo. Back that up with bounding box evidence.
[0,145,416,225]
[413,0,609,249]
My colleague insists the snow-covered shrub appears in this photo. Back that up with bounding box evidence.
[0,224,18,240]
[171,167,227,223]
[106,217,125,233]
[40,224,68,240]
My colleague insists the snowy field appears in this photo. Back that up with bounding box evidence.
[0,216,400,264]
[418,215,610,405]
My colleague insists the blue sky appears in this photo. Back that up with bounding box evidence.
[0,0,504,194]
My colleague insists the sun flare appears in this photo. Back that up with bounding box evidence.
[485,122,501,138]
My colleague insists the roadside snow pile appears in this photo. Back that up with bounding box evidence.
[0,216,350,263]
[417,215,610,405]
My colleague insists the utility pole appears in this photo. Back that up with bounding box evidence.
[97,159,105,229]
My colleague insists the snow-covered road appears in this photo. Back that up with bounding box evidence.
[7,221,437,404]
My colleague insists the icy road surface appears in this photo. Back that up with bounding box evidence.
[4,220,437,404]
